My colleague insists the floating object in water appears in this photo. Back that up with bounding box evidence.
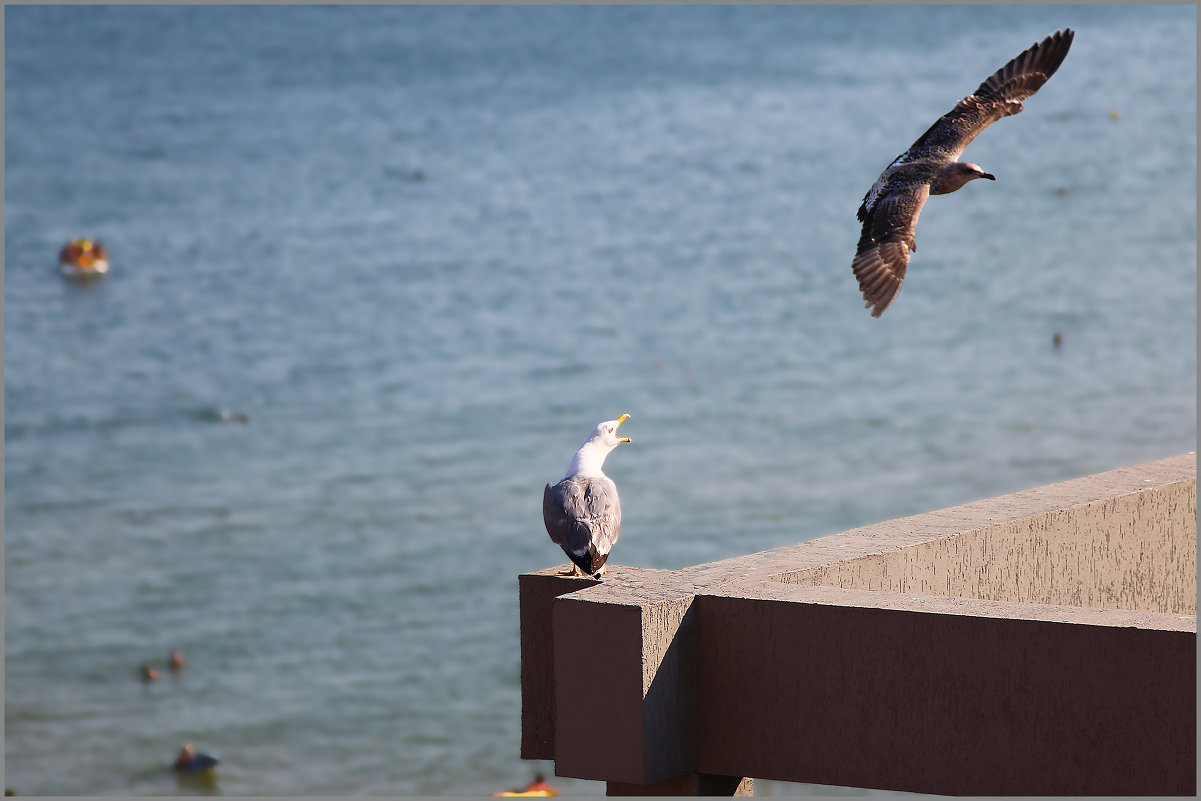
[492,772,558,797]
[173,744,219,773]
[58,238,109,278]
[140,664,160,682]
[217,409,250,423]
[168,650,185,672]
[1053,332,1063,348]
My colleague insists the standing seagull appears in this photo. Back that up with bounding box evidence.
[853,28,1074,317]
[543,414,632,579]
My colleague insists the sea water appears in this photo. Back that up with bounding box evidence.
[5,5,1195,795]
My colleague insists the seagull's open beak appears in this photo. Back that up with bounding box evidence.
[616,413,632,443]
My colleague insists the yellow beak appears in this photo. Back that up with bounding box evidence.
[616,413,631,443]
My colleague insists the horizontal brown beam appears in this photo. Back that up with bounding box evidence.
[695,586,1196,795]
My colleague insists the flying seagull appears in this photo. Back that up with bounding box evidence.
[543,414,631,579]
[853,28,1074,317]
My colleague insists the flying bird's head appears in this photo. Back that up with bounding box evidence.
[588,413,632,451]
[931,161,996,195]
[964,162,996,182]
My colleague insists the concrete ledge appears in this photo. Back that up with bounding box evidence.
[775,454,1197,614]
[678,453,1197,612]
[520,454,1197,795]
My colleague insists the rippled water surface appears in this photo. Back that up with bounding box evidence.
[5,5,1195,795]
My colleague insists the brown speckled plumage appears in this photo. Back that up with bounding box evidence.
[854,29,1074,317]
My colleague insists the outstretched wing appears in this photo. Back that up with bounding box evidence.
[906,28,1075,160]
[851,29,1074,317]
[543,477,622,575]
[853,182,931,318]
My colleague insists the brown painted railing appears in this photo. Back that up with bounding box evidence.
[520,454,1196,796]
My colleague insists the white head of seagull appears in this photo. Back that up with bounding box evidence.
[564,414,631,479]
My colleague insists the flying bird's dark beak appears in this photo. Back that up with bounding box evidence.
[616,413,632,443]
[981,173,996,181]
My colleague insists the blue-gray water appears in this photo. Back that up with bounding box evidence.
[5,5,1195,796]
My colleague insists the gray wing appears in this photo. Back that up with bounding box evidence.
[906,29,1074,160]
[853,181,931,317]
[543,476,622,575]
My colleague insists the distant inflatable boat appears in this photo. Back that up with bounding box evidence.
[58,238,109,278]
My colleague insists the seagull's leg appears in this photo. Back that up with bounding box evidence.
[559,564,584,577]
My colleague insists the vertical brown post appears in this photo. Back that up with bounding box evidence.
[552,583,702,786]
[552,598,646,782]
[519,571,598,760]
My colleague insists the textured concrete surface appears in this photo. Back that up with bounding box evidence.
[519,454,1197,795]
[778,454,1197,614]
